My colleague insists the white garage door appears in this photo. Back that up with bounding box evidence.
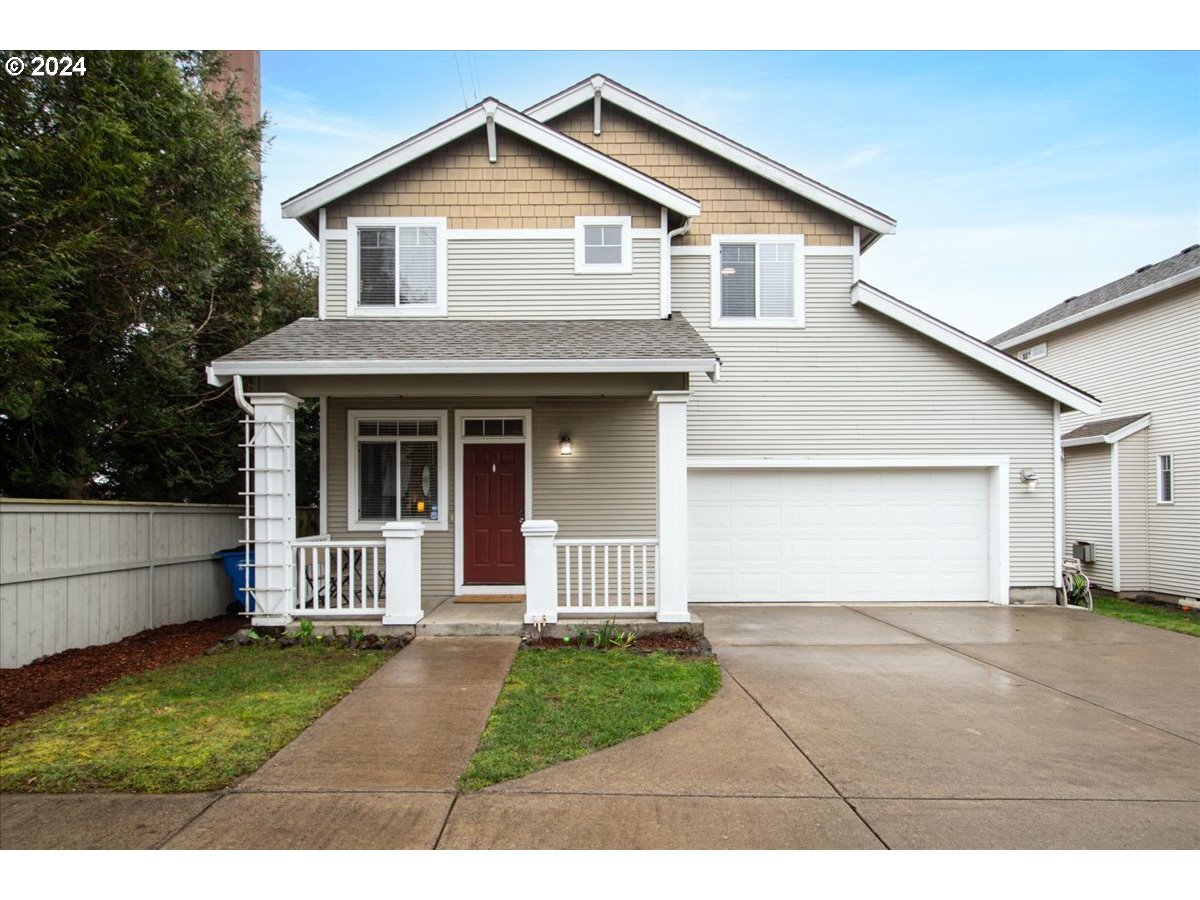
[689,468,990,602]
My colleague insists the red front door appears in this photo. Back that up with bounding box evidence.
[463,444,525,585]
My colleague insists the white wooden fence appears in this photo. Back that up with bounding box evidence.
[0,499,242,668]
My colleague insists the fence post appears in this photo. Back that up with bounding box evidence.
[381,521,424,625]
[522,520,559,624]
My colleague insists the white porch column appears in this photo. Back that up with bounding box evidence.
[652,390,690,623]
[522,519,559,624]
[246,392,300,626]
[382,521,425,625]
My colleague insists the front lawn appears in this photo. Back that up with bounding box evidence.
[459,648,720,792]
[0,645,392,793]
[1091,593,1200,637]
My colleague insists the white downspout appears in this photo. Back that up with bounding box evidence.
[667,217,693,242]
[232,374,255,416]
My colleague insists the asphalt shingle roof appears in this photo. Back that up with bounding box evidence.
[1061,413,1150,442]
[990,244,1200,347]
[215,315,718,364]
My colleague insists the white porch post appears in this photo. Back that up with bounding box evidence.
[522,520,559,624]
[381,521,425,625]
[246,392,300,626]
[652,390,690,623]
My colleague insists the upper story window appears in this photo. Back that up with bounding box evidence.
[348,218,447,316]
[711,236,804,327]
[1018,343,1047,362]
[1158,454,1174,504]
[348,410,448,531]
[574,216,632,274]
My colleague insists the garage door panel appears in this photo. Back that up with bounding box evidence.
[689,467,990,603]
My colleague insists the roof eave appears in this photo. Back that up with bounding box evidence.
[1061,414,1152,448]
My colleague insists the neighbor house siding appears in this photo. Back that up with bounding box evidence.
[1022,284,1199,596]
[1118,429,1151,591]
[324,394,656,599]
[673,252,1058,589]
[550,103,855,247]
[324,128,661,230]
[1063,444,1115,589]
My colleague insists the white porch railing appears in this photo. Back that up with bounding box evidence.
[293,537,386,616]
[556,538,658,614]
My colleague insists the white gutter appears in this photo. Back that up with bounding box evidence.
[208,357,720,382]
[1060,414,1151,448]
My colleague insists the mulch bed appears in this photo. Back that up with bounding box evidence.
[631,632,706,653]
[0,615,241,727]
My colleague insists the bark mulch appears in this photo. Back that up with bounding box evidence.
[0,615,241,727]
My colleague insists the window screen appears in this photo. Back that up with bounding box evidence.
[758,243,795,317]
[396,226,437,305]
[358,228,396,306]
[719,243,756,317]
[584,224,623,265]
[358,442,396,520]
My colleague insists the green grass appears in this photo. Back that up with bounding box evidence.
[0,645,392,793]
[459,648,720,792]
[1090,593,1200,637]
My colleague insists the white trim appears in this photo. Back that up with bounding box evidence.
[346,217,448,317]
[573,215,633,274]
[852,226,861,283]
[851,281,1102,415]
[710,234,806,329]
[282,101,701,221]
[1157,453,1175,505]
[318,396,328,535]
[524,78,896,236]
[1053,401,1063,589]
[659,208,670,319]
[686,454,1010,605]
[993,266,1200,350]
[345,409,449,533]
[670,245,713,256]
[446,227,662,241]
[323,228,348,239]
[453,409,534,595]
[1111,443,1121,592]
[318,208,328,320]
[1061,414,1152,448]
[210,357,719,380]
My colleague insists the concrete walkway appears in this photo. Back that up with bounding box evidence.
[4,607,1198,849]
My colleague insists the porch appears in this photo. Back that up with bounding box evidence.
[205,316,720,630]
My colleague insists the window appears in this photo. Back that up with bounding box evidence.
[1018,343,1047,362]
[574,216,632,273]
[1158,454,1174,503]
[712,236,803,326]
[349,218,446,316]
[463,418,524,437]
[348,411,448,530]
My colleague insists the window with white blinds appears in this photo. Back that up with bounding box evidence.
[348,410,448,530]
[351,219,445,314]
[714,238,802,325]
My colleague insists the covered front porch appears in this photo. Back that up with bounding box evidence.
[206,317,719,630]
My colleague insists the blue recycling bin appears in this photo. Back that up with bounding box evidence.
[214,548,255,612]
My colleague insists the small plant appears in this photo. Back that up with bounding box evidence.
[295,618,316,646]
[245,629,261,642]
[608,630,636,651]
[564,623,590,646]
[347,626,365,646]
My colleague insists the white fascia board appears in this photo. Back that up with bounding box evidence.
[993,267,1200,350]
[281,102,701,222]
[688,455,1009,469]
[1061,414,1151,448]
[525,79,896,237]
[850,281,1102,416]
[208,357,718,381]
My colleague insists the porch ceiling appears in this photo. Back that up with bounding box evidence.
[208,316,719,383]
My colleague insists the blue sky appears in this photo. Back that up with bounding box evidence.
[260,50,1199,339]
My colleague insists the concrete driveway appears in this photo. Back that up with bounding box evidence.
[443,605,1200,849]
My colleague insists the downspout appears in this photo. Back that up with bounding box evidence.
[667,217,693,242]
[233,374,254,416]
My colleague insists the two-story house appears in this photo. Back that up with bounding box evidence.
[992,246,1199,600]
[208,75,1099,628]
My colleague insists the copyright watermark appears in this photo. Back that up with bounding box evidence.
[4,54,87,77]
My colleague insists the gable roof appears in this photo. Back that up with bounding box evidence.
[850,281,1102,415]
[525,74,897,243]
[280,98,702,229]
[991,244,1200,350]
[1061,413,1151,447]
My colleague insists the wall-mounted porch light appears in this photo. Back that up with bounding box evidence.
[559,434,573,456]
[1020,469,1038,492]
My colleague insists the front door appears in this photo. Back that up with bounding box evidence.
[463,444,525,585]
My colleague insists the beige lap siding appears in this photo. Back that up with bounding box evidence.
[325,396,657,599]
[549,103,854,247]
[1063,444,1115,589]
[325,239,347,317]
[1118,430,1151,591]
[324,128,661,231]
[673,253,1058,590]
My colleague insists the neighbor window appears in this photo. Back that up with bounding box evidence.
[574,216,632,273]
[1018,343,1048,362]
[351,219,445,314]
[349,412,447,530]
[1158,454,1174,503]
[713,238,802,325]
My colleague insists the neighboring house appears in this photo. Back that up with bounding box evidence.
[208,75,1099,628]
[991,246,1199,599]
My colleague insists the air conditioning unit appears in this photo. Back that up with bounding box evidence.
[1072,541,1095,564]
